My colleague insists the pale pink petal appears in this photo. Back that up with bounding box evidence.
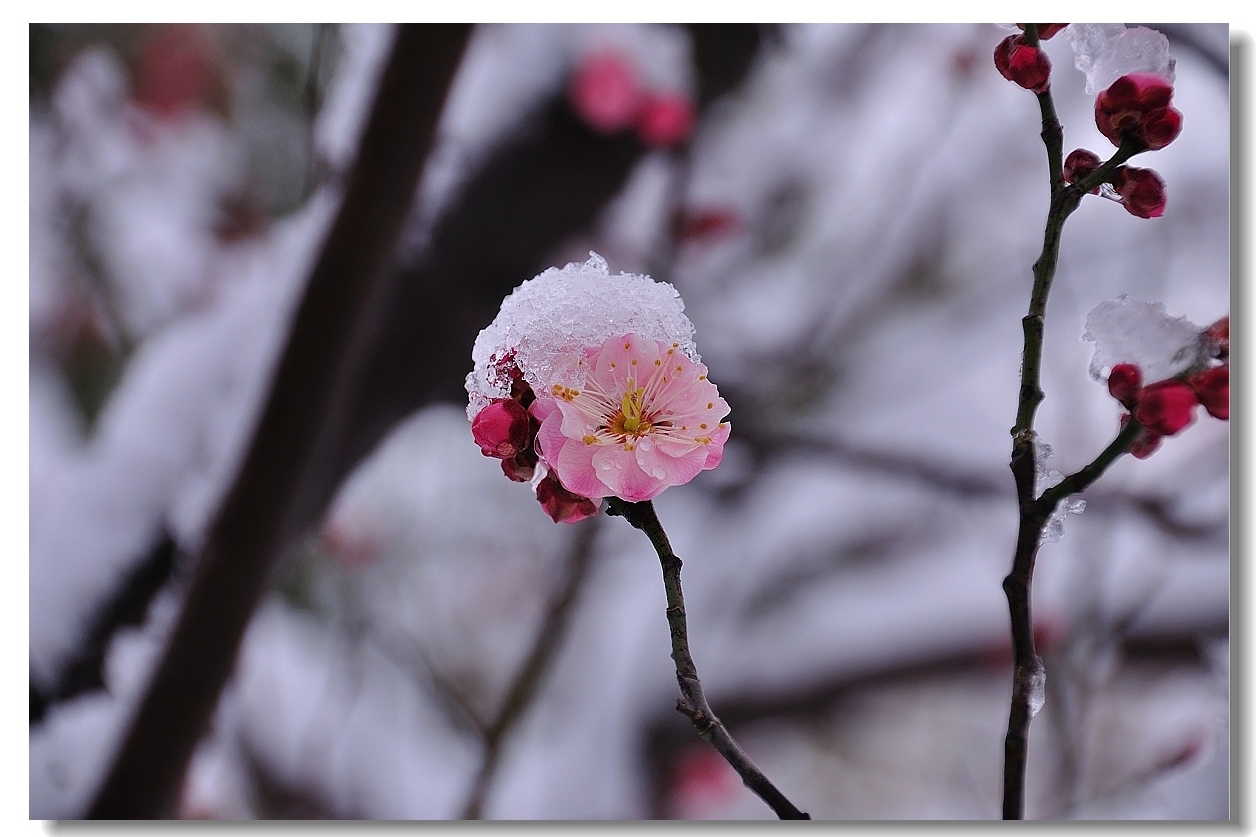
[592,444,665,502]
[556,432,610,498]
[529,394,560,423]
[534,410,568,464]
[634,439,708,488]
[702,422,731,469]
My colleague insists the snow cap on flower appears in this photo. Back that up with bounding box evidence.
[468,253,728,510]
[467,253,698,421]
[1083,295,1210,385]
[1064,24,1175,95]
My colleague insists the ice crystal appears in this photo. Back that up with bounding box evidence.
[1082,295,1208,385]
[1064,24,1176,95]
[1026,666,1047,718]
[466,252,697,419]
[1033,434,1086,544]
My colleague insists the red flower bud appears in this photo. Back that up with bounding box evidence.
[1063,148,1103,192]
[1187,365,1228,421]
[1107,363,1142,408]
[569,52,646,133]
[679,208,745,243]
[472,398,533,459]
[1141,106,1183,151]
[994,35,1052,93]
[1111,166,1167,218]
[638,93,695,148]
[536,472,599,523]
[1095,73,1182,151]
[1134,379,1198,436]
[1121,413,1163,459]
[501,449,539,482]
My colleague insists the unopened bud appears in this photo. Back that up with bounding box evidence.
[1064,148,1103,192]
[1134,379,1198,435]
[995,35,1052,93]
[536,472,599,524]
[1107,362,1142,407]
[1187,365,1228,421]
[1111,166,1167,218]
[472,398,533,459]
[1095,73,1182,151]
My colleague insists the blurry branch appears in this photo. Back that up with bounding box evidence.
[88,25,473,818]
[461,517,601,819]
[606,499,810,820]
[88,23,766,819]
[30,530,178,725]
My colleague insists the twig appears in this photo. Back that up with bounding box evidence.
[1001,28,1147,818]
[460,517,601,819]
[605,498,810,820]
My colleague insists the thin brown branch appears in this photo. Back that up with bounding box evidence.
[606,498,810,820]
[87,25,473,818]
[1001,35,1151,815]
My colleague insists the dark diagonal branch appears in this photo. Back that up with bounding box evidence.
[606,498,810,820]
[461,516,601,819]
[87,25,473,818]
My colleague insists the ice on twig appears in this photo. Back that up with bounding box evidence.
[1082,295,1207,385]
[1032,434,1086,544]
[1064,24,1176,95]
[466,252,698,419]
[1027,666,1047,718]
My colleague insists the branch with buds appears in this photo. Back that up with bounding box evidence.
[993,23,1227,820]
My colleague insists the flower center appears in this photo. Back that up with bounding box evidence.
[610,386,653,437]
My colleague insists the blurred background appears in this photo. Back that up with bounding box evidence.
[28,23,1229,819]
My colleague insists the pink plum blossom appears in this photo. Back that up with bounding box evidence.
[568,51,646,134]
[534,332,730,503]
[637,93,695,147]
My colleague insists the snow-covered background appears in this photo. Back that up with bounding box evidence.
[28,23,1230,820]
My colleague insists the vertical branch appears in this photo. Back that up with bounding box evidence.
[1001,29,1145,810]
[606,499,809,820]
[88,24,473,818]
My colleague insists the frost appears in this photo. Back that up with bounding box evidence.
[1064,24,1176,95]
[1082,294,1208,384]
[1027,666,1047,718]
[1033,434,1086,544]
[466,252,698,419]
